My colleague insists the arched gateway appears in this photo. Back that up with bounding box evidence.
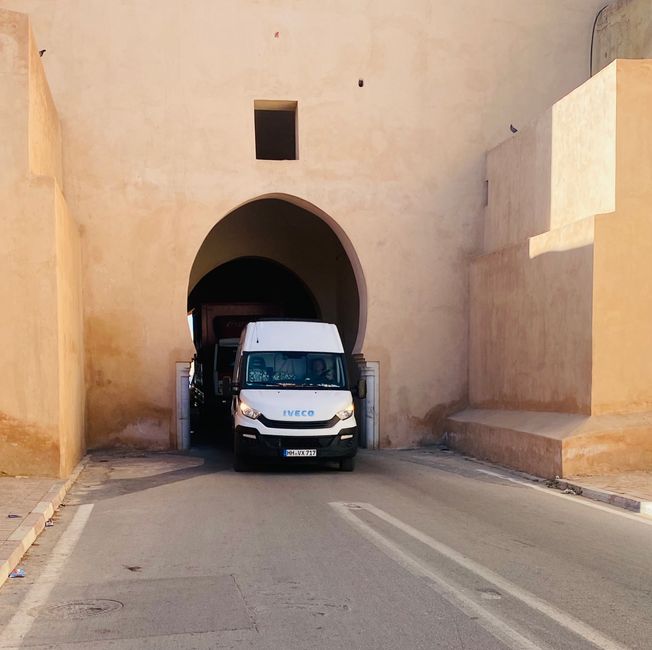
[183,196,370,442]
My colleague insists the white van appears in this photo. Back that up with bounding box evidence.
[229,320,366,471]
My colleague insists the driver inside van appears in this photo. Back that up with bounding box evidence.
[310,357,334,383]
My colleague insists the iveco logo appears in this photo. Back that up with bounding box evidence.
[283,409,315,417]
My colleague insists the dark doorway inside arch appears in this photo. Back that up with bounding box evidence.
[188,258,320,439]
[188,257,320,318]
[187,198,361,444]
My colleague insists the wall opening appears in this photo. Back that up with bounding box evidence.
[187,197,363,443]
[254,100,297,160]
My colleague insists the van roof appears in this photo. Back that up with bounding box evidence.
[242,320,344,353]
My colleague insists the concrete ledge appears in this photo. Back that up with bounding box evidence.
[0,457,87,590]
[443,408,652,478]
[442,409,569,477]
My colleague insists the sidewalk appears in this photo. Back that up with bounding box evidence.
[553,471,652,516]
[0,459,86,590]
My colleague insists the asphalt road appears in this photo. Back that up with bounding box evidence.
[1,447,651,649]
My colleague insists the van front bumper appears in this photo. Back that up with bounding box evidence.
[234,425,358,459]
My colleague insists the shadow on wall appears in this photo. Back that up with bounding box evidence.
[470,242,594,415]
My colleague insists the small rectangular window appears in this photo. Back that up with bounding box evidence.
[254,100,297,160]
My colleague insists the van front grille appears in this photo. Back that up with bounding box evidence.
[258,415,340,430]
[260,435,337,450]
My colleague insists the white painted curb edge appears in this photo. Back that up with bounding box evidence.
[556,478,652,519]
[0,456,88,590]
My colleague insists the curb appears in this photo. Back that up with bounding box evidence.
[406,447,652,520]
[550,478,652,518]
[0,456,88,590]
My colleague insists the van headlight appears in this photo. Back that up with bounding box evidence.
[336,404,354,420]
[240,401,261,420]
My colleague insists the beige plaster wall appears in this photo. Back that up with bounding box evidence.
[592,0,652,74]
[592,60,652,415]
[28,22,61,185]
[548,66,617,229]
[471,63,620,414]
[0,10,84,476]
[0,180,61,476]
[474,59,652,422]
[0,0,607,449]
[469,233,594,414]
[484,64,617,254]
[0,10,28,186]
[55,184,86,476]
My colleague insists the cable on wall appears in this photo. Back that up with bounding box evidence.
[590,4,610,77]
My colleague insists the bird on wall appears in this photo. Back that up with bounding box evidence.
[509,124,518,134]
[39,49,46,57]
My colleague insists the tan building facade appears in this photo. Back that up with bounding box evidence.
[446,58,652,477]
[1,0,651,478]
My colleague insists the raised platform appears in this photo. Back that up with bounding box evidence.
[442,409,652,478]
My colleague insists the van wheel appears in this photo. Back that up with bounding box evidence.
[339,457,355,472]
[233,454,247,472]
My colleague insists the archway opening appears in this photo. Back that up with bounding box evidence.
[189,257,321,319]
[187,197,362,442]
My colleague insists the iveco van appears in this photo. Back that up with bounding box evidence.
[230,320,366,471]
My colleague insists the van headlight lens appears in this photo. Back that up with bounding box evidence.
[336,404,354,420]
[240,402,261,419]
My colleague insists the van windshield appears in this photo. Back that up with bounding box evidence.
[242,352,347,390]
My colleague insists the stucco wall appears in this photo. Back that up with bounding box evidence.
[592,60,652,415]
[470,234,594,414]
[473,59,652,420]
[592,0,652,74]
[0,10,28,186]
[0,10,84,476]
[28,21,62,185]
[472,62,620,414]
[484,65,616,254]
[55,184,85,476]
[0,0,607,450]
[0,180,61,476]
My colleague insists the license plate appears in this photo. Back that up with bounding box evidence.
[283,449,317,457]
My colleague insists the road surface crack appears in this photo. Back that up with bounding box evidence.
[231,574,259,634]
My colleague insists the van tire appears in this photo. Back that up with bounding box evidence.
[339,457,355,472]
[233,454,247,472]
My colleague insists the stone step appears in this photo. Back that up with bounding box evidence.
[443,408,652,478]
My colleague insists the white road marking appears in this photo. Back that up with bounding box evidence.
[0,503,94,649]
[331,502,629,650]
[476,469,652,527]
[331,502,546,650]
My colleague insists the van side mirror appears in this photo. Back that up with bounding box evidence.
[231,382,241,396]
[355,378,367,400]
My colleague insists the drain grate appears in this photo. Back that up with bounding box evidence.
[41,599,124,620]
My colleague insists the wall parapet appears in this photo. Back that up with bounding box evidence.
[483,62,617,255]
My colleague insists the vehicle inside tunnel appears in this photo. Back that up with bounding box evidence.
[187,198,362,443]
